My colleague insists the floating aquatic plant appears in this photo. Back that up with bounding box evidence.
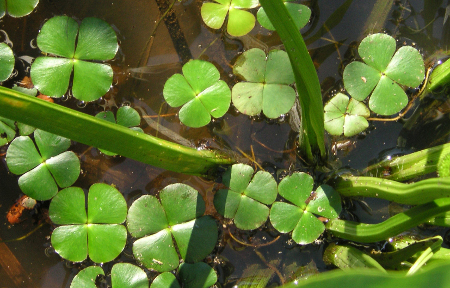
[257,0,311,31]
[6,129,80,200]
[95,106,143,156]
[127,183,218,272]
[151,263,217,288]
[0,0,39,18]
[324,92,370,137]
[232,48,296,119]
[70,263,148,288]
[269,172,341,244]
[30,16,118,101]
[201,0,259,37]
[214,163,278,230]
[0,42,14,81]
[343,33,424,115]
[49,183,127,263]
[163,59,231,128]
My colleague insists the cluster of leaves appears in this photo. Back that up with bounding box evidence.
[163,48,297,127]
[30,16,118,102]
[200,0,311,36]
[71,262,217,288]
[215,164,342,244]
[6,129,80,200]
[127,183,218,272]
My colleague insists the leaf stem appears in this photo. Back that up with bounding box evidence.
[326,198,450,243]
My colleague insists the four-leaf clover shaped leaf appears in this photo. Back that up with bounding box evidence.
[163,60,231,128]
[6,129,80,200]
[30,16,118,102]
[232,48,296,119]
[214,163,278,230]
[0,42,14,81]
[201,0,259,37]
[343,33,424,115]
[49,184,128,263]
[95,106,143,156]
[0,0,39,18]
[269,172,342,244]
[257,1,311,31]
[324,93,370,137]
[127,183,218,272]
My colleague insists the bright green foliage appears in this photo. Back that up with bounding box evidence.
[30,16,118,101]
[70,264,149,288]
[257,1,311,31]
[95,106,143,156]
[201,0,259,37]
[0,0,39,18]
[269,172,341,244]
[214,164,278,230]
[437,153,450,177]
[232,48,296,119]
[0,43,14,81]
[324,93,370,137]
[49,184,127,263]
[178,262,218,288]
[5,129,80,200]
[163,60,231,128]
[127,183,218,272]
[151,273,181,288]
[70,266,104,288]
[259,0,326,161]
[150,263,217,288]
[343,33,424,115]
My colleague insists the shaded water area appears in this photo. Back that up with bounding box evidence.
[1,0,450,287]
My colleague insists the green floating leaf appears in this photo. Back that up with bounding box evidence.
[95,106,143,156]
[31,16,117,101]
[163,60,231,128]
[0,42,14,81]
[49,184,127,263]
[0,0,39,18]
[269,172,341,244]
[343,33,425,116]
[128,183,218,272]
[151,273,181,288]
[6,129,80,200]
[214,163,278,230]
[70,266,104,288]
[232,48,296,118]
[324,93,370,137]
[201,0,258,37]
[257,1,311,31]
[111,263,149,288]
[178,262,218,288]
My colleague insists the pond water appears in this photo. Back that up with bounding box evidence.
[0,0,449,287]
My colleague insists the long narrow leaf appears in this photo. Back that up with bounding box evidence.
[259,0,326,160]
[0,87,235,176]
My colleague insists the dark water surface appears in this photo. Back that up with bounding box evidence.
[0,0,449,287]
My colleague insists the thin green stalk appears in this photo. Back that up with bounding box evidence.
[326,198,450,243]
[259,0,326,161]
[334,176,450,205]
[362,142,450,181]
[0,86,235,176]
